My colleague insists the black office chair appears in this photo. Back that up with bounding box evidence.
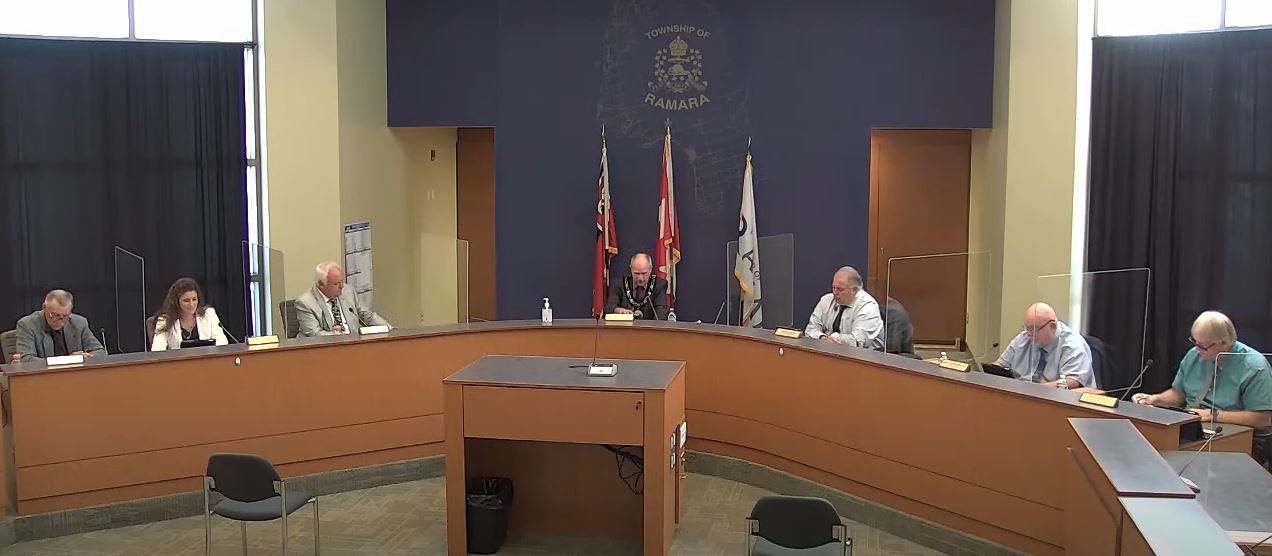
[204,453,320,555]
[1083,335,1122,392]
[1254,428,1271,472]
[746,495,851,556]
[144,317,157,351]
[279,300,300,339]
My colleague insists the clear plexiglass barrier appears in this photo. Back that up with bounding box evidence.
[1208,351,1272,416]
[1035,268,1150,393]
[113,246,147,353]
[725,233,794,329]
[884,251,993,361]
[243,242,285,338]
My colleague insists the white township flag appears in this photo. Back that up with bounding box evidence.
[733,152,763,327]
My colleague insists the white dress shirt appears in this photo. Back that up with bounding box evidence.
[998,321,1096,387]
[804,289,885,350]
[318,289,351,335]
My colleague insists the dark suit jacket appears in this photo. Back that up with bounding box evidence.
[15,310,106,361]
[604,275,669,320]
[885,297,915,355]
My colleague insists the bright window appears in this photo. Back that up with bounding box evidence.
[1097,0,1223,37]
[1226,0,1272,29]
[0,0,129,38]
[134,0,252,42]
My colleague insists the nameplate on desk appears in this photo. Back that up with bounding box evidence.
[45,354,84,366]
[774,328,802,338]
[938,359,970,372]
[246,335,279,346]
[359,325,390,335]
[604,313,634,321]
[1079,392,1119,408]
[587,363,618,377]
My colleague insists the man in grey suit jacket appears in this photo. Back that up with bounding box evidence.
[15,290,107,361]
[294,262,390,337]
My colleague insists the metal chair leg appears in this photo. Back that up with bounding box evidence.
[240,521,248,556]
[203,478,212,556]
[281,509,288,555]
[312,498,321,555]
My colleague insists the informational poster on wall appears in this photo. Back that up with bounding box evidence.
[342,221,374,309]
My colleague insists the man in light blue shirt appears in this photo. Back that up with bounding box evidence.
[1133,311,1272,429]
[994,302,1096,389]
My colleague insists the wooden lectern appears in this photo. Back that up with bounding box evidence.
[443,355,686,555]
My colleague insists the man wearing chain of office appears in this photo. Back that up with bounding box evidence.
[605,253,670,320]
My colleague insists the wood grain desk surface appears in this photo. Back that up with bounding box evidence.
[0,319,1214,556]
[445,355,683,390]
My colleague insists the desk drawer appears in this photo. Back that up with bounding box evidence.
[463,386,644,446]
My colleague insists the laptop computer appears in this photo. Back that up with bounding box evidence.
[980,361,1015,379]
[180,338,216,349]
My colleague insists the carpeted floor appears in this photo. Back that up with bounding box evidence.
[0,474,944,555]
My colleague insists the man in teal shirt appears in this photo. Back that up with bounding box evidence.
[1133,311,1272,429]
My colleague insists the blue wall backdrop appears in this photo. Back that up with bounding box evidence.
[388,0,995,323]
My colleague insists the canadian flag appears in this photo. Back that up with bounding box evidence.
[592,134,619,317]
[655,125,681,308]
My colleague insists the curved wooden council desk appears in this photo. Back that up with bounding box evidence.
[1,320,1204,555]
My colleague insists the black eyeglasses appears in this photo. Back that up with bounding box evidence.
[1188,336,1218,351]
[1024,319,1056,334]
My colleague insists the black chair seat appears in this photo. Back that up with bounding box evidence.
[212,491,313,521]
[754,537,844,556]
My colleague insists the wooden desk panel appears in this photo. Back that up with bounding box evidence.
[1,320,1204,555]
[445,357,683,556]
[462,386,644,445]
[1063,445,1121,556]
[465,439,645,539]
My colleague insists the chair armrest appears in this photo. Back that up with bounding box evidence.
[744,518,759,555]
[833,524,851,556]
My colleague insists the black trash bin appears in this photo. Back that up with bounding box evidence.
[466,477,514,554]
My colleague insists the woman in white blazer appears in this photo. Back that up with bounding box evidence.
[151,277,228,350]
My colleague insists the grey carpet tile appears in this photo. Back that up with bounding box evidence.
[0,475,945,556]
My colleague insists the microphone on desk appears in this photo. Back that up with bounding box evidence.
[1175,425,1223,493]
[1241,532,1272,555]
[218,322,242,344]
[569,311,616,376]
[1103,358,1154,401]
[99,327,109,354]
[711,299,726,325]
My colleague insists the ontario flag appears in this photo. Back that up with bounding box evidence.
[655,125,681,308]
[592,133,619,317]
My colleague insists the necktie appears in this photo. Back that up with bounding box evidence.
[330,299,345,331]
[831,305,848,334]
[1034,348,1048,382]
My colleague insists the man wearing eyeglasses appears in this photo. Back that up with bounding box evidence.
[1132,311,1272,429]
[804,266,884,350]
[14,289,106,362]
[993,302,1096,389]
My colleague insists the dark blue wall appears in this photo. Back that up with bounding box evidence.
[388,0,995,322]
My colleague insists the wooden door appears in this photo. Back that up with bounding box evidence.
[868,129,971,348]
[457,128,496,321]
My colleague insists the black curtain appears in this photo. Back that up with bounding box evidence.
[1086,29,1272,393]
[0,38,248,353]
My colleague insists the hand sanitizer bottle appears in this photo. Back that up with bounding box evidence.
[541,298,553,324]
